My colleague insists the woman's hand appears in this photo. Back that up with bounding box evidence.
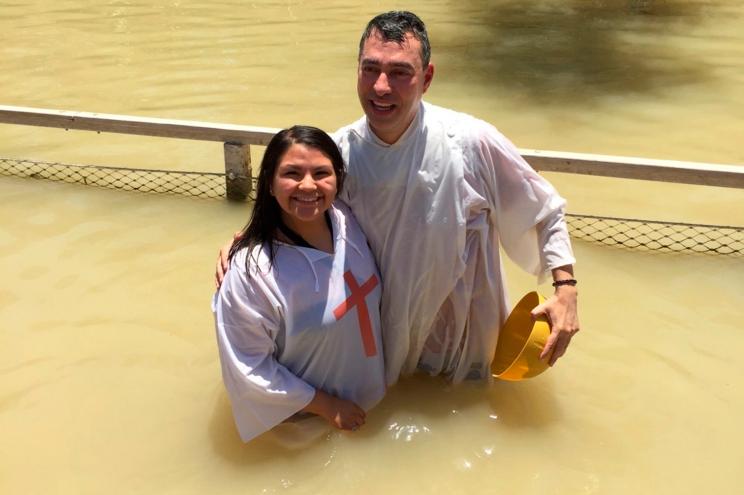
[302,389,366,431]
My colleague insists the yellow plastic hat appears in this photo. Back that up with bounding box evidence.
[491,291,552,381]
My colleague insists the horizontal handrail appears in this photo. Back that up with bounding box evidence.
[0,105,279,145]
[521,149,744,189]
[1,104,743,189]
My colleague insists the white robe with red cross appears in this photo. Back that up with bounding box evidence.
[334,101,576,384]
[213,201,386,443]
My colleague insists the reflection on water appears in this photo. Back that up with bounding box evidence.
[1,1,744,493]
[440,0,721,100]
[1,0,743,165]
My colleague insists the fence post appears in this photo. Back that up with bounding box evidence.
[224,142,251,201]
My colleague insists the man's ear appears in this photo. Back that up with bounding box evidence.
[422,63,435,93]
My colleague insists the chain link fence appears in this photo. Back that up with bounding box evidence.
[2,156,742,256]
[0,156,228,199]
[566,214,743,256]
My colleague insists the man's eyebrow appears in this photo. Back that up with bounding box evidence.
[360,58,416,70]
[389,61,416,70]
[360,57,382,66]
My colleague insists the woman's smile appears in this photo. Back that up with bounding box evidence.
[272,143,338,231]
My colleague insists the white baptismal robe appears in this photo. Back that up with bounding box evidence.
[213,201,386,442]
[334,102,575,384]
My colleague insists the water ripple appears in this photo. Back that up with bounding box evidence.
[387,421,432,442]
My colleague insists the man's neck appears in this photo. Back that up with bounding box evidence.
[368,107,421,145]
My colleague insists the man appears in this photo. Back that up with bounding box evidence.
[217,11,579,385]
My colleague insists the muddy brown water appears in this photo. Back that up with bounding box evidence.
[2,1,743,493]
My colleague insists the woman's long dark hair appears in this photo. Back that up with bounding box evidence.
[227,125,346,273]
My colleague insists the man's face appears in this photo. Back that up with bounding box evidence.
[357,30,434,145]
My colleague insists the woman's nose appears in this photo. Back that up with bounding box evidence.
[298,173,316,189]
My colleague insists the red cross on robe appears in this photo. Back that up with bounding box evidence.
[333,270,379,357]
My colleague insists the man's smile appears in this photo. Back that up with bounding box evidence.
[369,100,396,113]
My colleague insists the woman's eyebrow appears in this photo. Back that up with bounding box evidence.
[280,163,332,170]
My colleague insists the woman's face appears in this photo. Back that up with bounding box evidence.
[271,143,337,229]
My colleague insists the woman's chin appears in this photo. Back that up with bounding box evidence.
[290,207,324,224]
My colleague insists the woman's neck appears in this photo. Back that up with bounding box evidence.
[280,213,333,253]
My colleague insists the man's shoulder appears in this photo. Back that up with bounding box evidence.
[422,102,497,140]
[423,101,472,122]
[423,104,510,157]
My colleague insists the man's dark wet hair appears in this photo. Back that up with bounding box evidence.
[358,11,431,68]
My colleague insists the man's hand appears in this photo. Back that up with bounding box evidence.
[214,232,241,288]
[302,389,366,432]
[530,266,580,366]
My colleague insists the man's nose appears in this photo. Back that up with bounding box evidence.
[373,72,391,95]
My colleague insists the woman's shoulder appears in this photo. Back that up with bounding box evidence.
[228,242,274,279]
[330,200,366,237]
[330,199,353,218]
[218,242,282,308]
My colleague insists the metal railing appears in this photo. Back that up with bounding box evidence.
[2,104,744,194]
[0,105,280,200]
[2,104,743,257]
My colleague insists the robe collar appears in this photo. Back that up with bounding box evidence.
[275,202,355,263]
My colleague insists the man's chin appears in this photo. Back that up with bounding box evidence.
[368,114,417,144]
[366,108,397,125]
[366,114,398,134]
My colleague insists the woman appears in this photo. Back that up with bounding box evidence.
[212,125,386,444]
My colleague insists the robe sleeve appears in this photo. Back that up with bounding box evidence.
[468,120,576,279]
[212,253,316,442]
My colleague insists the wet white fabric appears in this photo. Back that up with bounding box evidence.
[213,201,386,442]
[334,102,575,384]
